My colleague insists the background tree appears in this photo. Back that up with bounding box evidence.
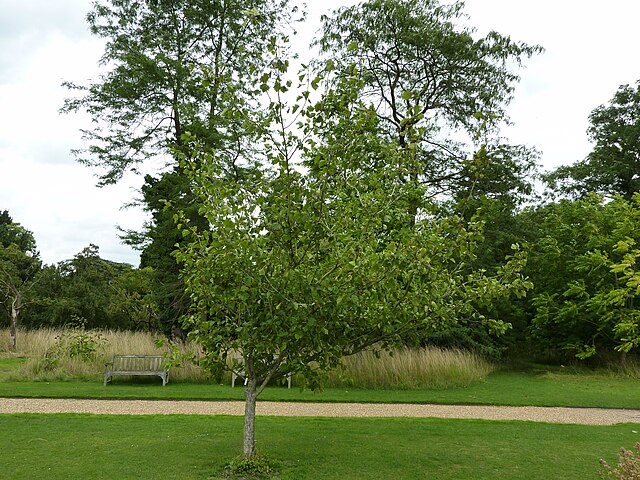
[126,171,207,336]
[545,80,640,200]
[113,266,160,331]
[315,0,542,357]
[24,245,150,330]
[526,194,640,361]
[0,211,41,350]
[316,0,542,200]
[429,144,540,357]
[63,0,299,335]
[63,0,294,185]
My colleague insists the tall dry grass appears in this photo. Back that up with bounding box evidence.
[321,347,495,389]
[0,328,494,388]
[0,327,58,359]
[0,327,207,382]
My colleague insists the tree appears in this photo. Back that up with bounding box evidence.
[316,0,542,199]
[23,245,148,330]
[63,0,295,185]
[175,35,531,459]
[527,194,640,361]
[312,0,542,359]
[0,211,41,350]
[63,0,300,334]
[545,80,640,200]
[429,144,540,357]
[126,171,206,336]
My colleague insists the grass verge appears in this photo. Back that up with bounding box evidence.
[1,369,640,408]
[0,414,636,479]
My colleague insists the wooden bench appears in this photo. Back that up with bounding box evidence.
[104,354,169,386]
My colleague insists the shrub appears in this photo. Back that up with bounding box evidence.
[600,443,640,479]
[56,317,107,362]
[225,453,274,479]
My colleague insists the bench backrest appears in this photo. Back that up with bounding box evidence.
[111,355,166,372]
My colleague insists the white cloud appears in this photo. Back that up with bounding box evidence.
[0,0,144,266]
[0,0,93,83]
[2,150,144,265]
[463,0,640,170]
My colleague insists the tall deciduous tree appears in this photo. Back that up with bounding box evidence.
[316,0,542,199]
[63,0,295,184]
[545,80,640,200]
[313,0,542,358]
[63,0,299,334]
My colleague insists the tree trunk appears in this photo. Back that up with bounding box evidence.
[9,291,21,351]
[243,376,258,458]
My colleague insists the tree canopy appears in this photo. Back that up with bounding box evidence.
[24,245,154,331]
[63,0,302,336]
[316,0,542,197]
[527,194,640,359]
[174,2,535,455]
[62,0,297,184]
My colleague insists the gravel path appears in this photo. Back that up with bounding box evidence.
[2,398,640,425]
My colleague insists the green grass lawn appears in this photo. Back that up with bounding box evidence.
[2,360,639,479]
[0,357,27,372]
[1,369,640,409]
[0,413,635,479]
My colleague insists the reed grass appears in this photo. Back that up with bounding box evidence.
[607,359,640,379]
[0,327,57,359]
[0,328,493,388]
[321,347,494,389]
[0,327,207,382]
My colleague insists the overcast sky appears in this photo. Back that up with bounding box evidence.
[1,0,639,267]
